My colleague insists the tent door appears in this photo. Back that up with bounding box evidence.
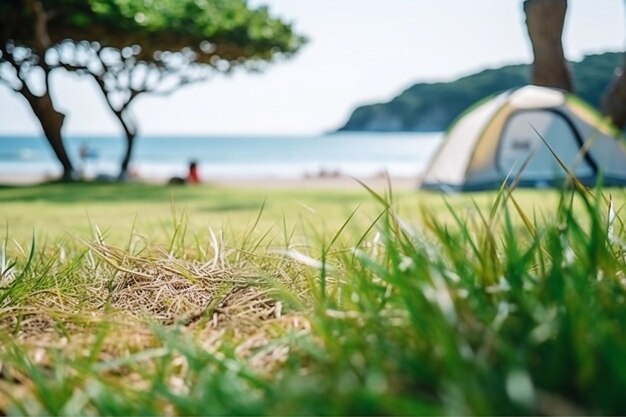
[496,109,595,183]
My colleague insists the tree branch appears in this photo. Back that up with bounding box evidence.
[23,0,55,94]
[148,73,212,97]
[1,45,28,93]
[23,0,52,52]
[0,76,20,92]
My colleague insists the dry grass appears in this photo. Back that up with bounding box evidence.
[0,226,313,414]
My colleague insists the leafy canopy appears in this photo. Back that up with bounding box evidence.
[1,0,305,64]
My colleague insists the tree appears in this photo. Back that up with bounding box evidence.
[522,0,626,131]
[1,0,304,180]
[523,0,573,92]
[54,1,304,179]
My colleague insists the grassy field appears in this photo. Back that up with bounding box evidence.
[1,182,570,242]
[1,182,626,415]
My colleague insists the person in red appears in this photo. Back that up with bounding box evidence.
[186,160,200,184]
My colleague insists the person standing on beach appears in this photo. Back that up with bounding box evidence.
[187,161,200,184]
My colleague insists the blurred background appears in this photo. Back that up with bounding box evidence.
[0,0,624,184]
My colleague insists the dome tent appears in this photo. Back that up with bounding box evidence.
[420,85,626,191]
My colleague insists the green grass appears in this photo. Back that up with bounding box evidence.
[1,182,626,415]
[0,183,397,244]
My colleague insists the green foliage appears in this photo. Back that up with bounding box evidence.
[1,0,304,63]
[339,53,624,132]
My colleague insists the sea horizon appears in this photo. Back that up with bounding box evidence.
[0,132,443,183]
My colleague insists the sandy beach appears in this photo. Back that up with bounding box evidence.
[0,172,420,190]
[204,175,419,190]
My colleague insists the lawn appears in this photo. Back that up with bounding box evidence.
[1,182,626,415]
[1,182,572,243]
[2,182,401,244]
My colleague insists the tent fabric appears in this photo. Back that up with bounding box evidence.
[421,85,626,191]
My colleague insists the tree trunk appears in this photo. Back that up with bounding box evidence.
[602,56,626,130]
[22,88,74,180]
[88,72,139,181]
[117,110,138,180]
[523,0,573,92]
[19,0,75,180]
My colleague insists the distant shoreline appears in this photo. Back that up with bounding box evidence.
[0,133,440,187]
[0,172,419,190]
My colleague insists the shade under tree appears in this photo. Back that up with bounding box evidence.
[0,0,305,180]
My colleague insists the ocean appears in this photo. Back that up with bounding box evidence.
[0,133,443,181]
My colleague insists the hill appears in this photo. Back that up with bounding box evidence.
[337,52,624,132]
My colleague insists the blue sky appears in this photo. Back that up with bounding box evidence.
[0,0,625,136]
